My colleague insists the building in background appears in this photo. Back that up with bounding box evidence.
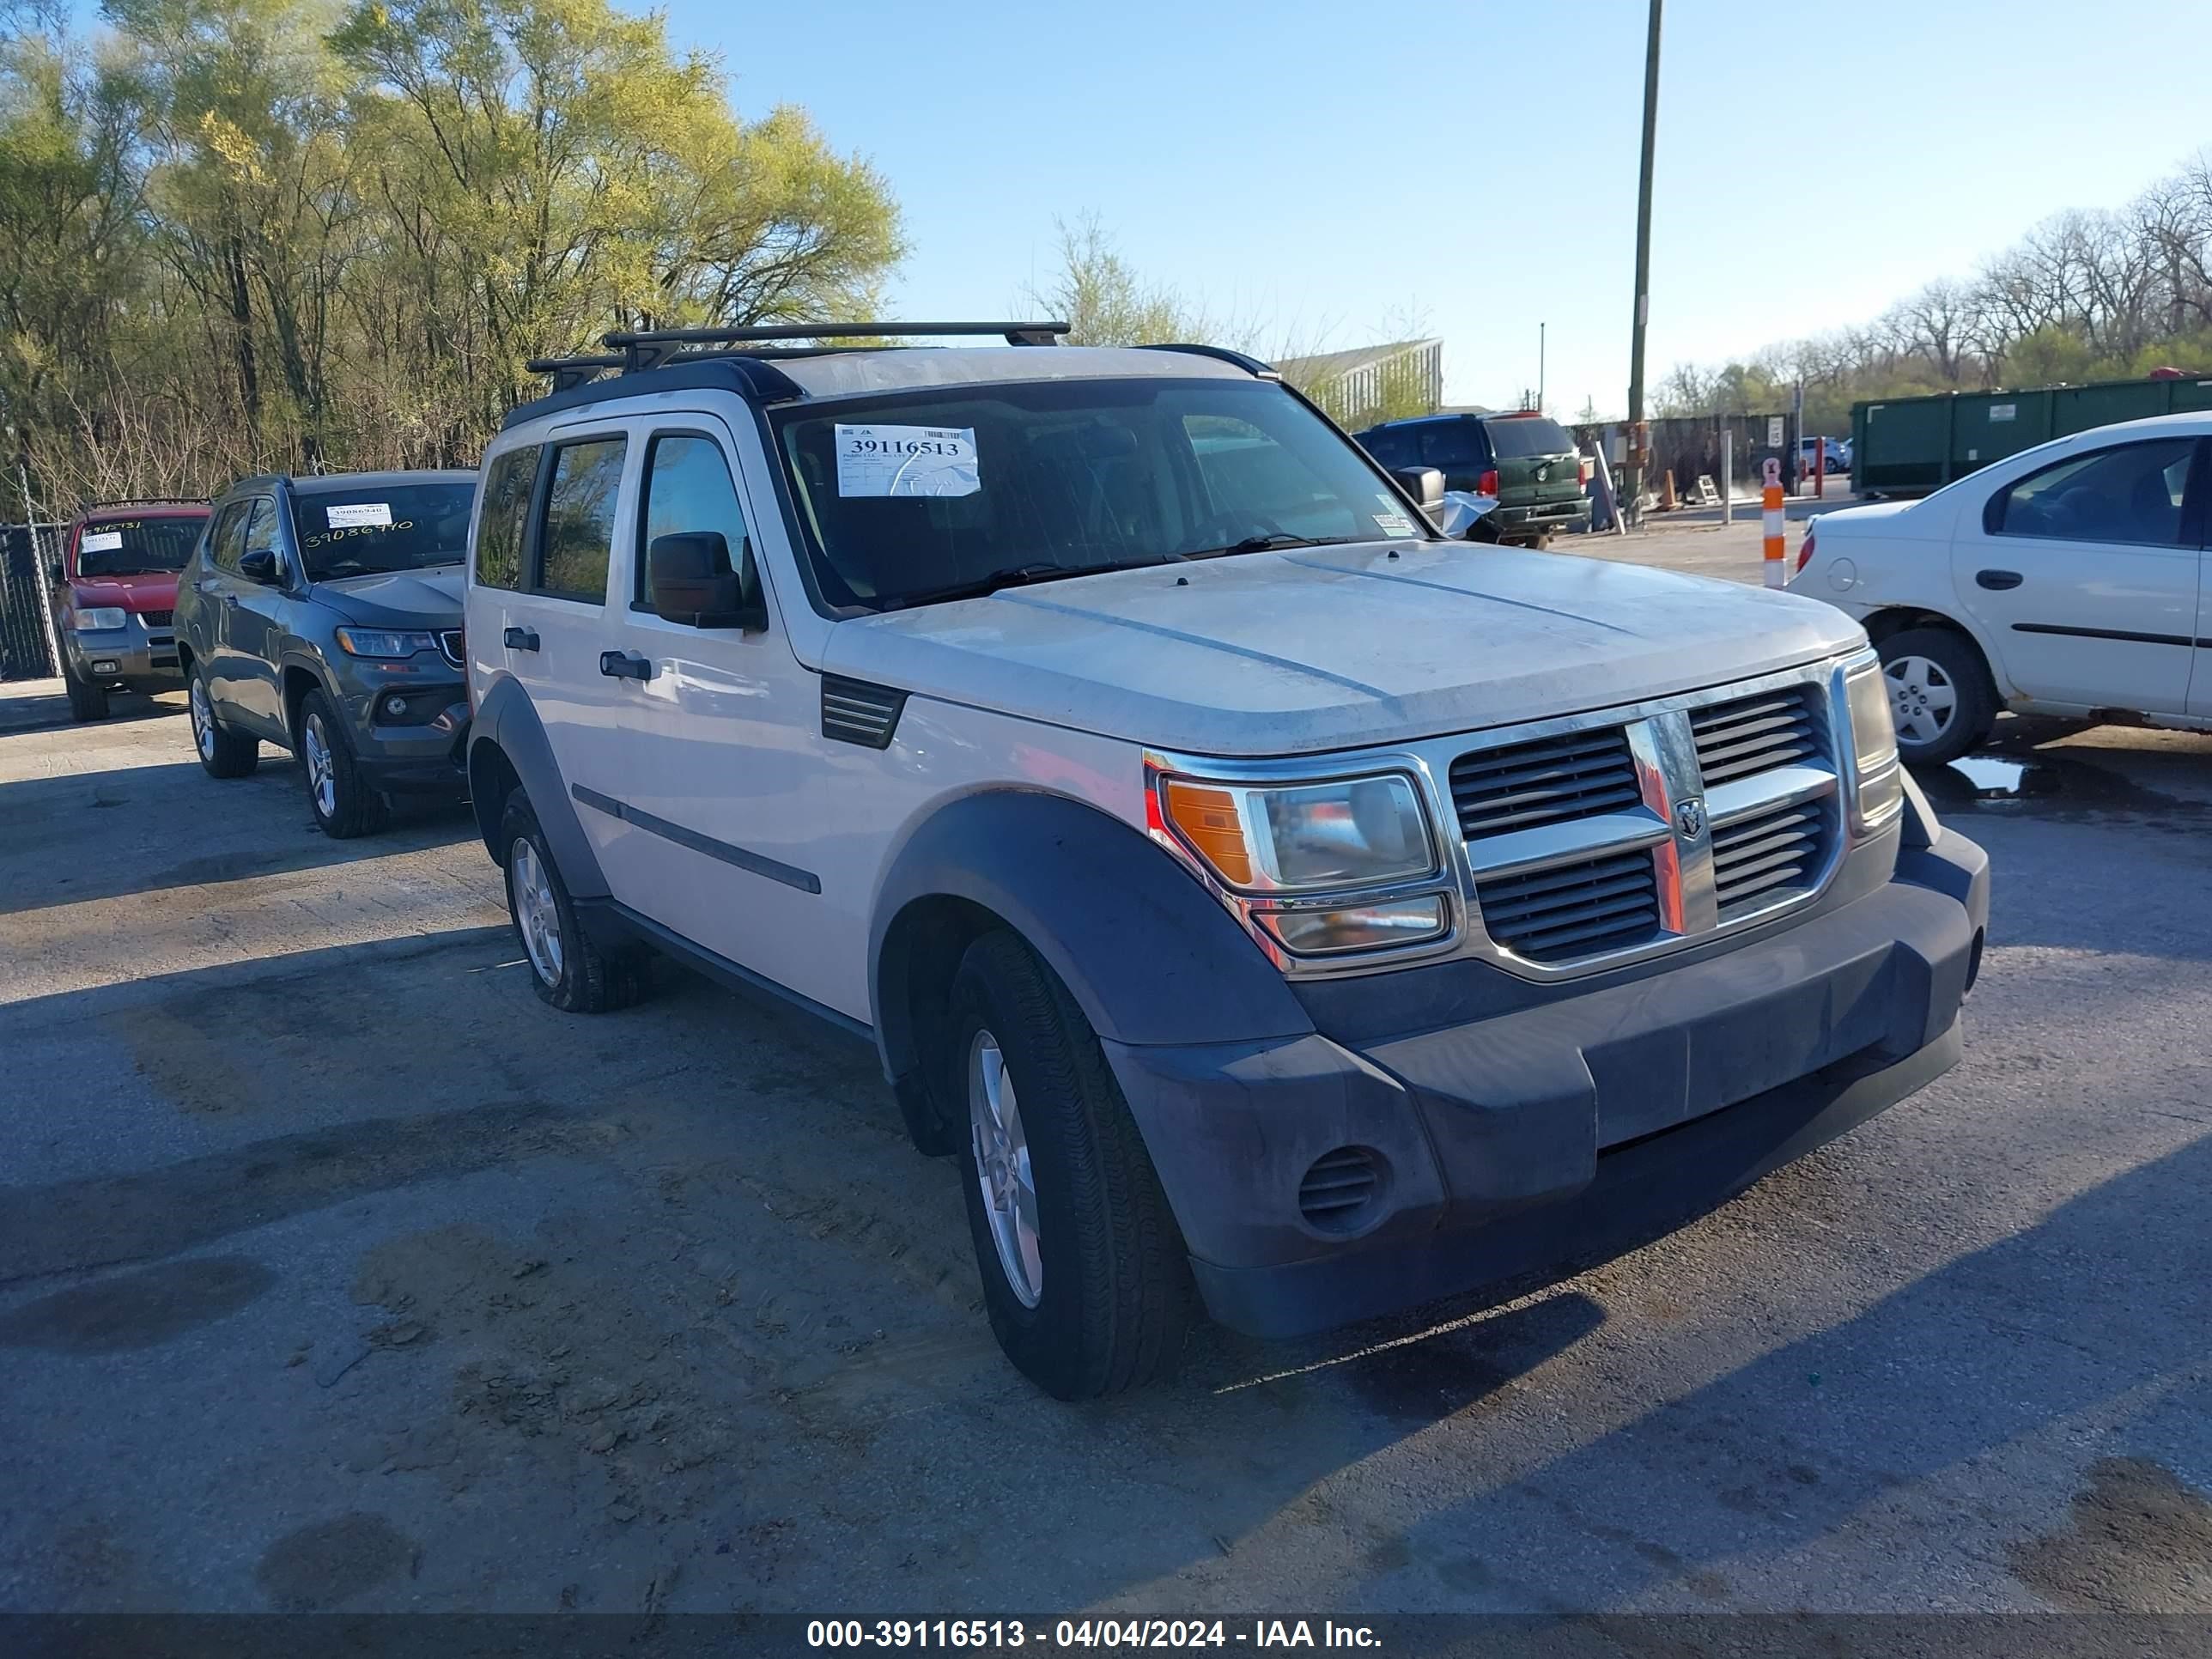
[1277,339,1443,430]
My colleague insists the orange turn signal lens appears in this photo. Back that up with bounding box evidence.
[1158,779,1255,887]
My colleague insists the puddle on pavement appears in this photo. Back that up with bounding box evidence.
[1913,748,2200,820]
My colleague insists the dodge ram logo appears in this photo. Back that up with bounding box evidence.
[1674,799,1706,839]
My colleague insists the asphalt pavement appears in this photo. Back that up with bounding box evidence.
[3,592,2210,1621]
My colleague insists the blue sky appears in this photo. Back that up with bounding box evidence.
[666,0,2212,416]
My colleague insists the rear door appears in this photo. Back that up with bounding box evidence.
[1958,434,2202,715]
[477,425,640,863]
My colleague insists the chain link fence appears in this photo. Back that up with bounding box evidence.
[2,524,64,681]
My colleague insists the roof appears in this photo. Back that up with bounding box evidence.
[219,469,477,498]
[503,343,1265,431]
[1274,338,1443,383]
[79,499,208,519]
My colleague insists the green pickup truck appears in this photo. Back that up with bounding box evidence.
[1356,412,1591,546]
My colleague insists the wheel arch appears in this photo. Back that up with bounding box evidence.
[466,675,609,901]
[1859,606,2006,701]
[869,789,1313,1156]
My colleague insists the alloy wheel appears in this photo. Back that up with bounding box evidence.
[510,838,564,988]
[969,1030,1042,1308]
[302,714,337,818]
[190,679,216,761]
[1885,654,1957,750]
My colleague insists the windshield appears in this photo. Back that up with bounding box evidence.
[292,482,477,581]
[75,516,204,578]
[1484,417,1576,459]
[772,377,1425,611]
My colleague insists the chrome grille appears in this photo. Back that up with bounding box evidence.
[139,608,173,629]
[1712,800,1827,916]
[1690,685,1822,785]
[1449,726,1640,838]
[1475,848,1662,963]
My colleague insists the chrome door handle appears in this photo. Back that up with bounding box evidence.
[503,626,539,652]
[599,650,653,682]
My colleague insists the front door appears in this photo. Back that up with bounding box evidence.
[590,416,847,1015]
[191,500,255,717]
[1960,434,2204,714]
[227,497,291,736]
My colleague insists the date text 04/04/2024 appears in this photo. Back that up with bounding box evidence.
[805,1620,1382,1650]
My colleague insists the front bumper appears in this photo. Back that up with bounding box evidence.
[1105,827,1990,1339]
[340,683,471,794]
[64,622,182,689]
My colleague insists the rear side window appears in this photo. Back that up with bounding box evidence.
[1484,417,1576,459]
[209,501,252,572]
[475,446,538,592]
[1418,422,1484,469]
[637,433,755,610]
[1986,438,2194,547]
[1359,427,1418,469]
[538,439,626,602]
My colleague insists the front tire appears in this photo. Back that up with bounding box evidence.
[1878,626,1996,766]
[499,792,646,1013]
[298,687,386,837]
[189,665,258,777]
[64,661,110,722]
[949,931,1193,1399]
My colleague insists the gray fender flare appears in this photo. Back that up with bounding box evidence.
[467,676,610,900]
[868,791,1313,1136]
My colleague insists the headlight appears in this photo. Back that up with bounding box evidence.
[70,606,127,632]
[1844,660,1904,830]
[333,627,438,659]
[1157,771,1436,893]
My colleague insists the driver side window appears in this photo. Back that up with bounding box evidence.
[636,433,759,616]
[1989,439,2195,548]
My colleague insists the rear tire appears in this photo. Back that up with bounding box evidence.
[189,665,258,777]
[1878,626,1996,766]
[948,930,1193,1399]
[298,687,387,837]
[64,662,110,722]
[500,792,647,1014]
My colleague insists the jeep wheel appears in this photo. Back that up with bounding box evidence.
[298,688,386,837]
[1878,627,1995,766]
[189,666,258,777]
[500,792,647,1013]
[950,930,1192,1399]
[65,662,110,722]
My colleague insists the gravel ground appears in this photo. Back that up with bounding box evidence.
[3,641,2209,1620]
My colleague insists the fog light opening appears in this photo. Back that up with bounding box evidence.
[1298,1146,1387,1236]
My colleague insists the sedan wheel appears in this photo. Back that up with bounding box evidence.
[1885,653,1958,750]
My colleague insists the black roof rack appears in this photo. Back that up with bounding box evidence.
[525,354,626,393]
[81,496,206,512]
[599,320,1069,374]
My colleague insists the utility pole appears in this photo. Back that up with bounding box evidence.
[1538,322,1547,415]
[1623,0,1662,526]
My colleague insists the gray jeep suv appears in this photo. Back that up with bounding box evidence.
[173,470,479,836]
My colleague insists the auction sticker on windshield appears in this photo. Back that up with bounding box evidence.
[836,424,980,498]
[326,502,394,528]
[81,531,124,553]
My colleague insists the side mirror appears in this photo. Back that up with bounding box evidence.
[649,532,766,630]
[1391,466,1446,512]
[237,549,281,585]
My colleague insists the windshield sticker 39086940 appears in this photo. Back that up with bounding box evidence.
[326,502,394,528]
[835,424,980,499]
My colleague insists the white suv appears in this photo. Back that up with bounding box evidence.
[463,322,1990,1398]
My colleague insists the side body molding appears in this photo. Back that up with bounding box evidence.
[467,676,610,901]
[869,791,1315,1123]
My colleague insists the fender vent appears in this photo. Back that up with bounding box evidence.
[821,674,908,749]
[1298,1146,1382,1233]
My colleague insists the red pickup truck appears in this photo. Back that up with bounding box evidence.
[47,500,209,720]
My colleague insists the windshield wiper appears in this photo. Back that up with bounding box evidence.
[880,560,1147,611]
[1179,532,1345,561]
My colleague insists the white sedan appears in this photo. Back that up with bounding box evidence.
[1791,411,2210,763]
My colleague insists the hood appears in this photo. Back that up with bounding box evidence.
[822,540,1868,757]
[68,571,179,611]
[313,566,464,627]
